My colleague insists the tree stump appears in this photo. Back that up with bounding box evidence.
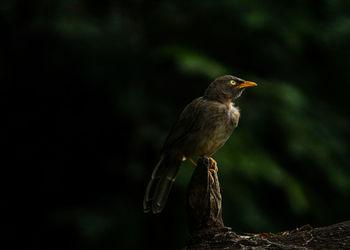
[186,156,225,234]
[184,157,350,249]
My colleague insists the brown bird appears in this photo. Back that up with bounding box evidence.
[143,75,257,213]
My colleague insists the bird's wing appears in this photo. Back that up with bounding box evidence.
[161,97,207,153]
[143,98,206,213]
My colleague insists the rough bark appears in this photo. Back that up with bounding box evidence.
[184,157,350,249]
[186,156,224,234]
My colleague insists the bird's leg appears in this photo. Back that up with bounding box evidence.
[188,157,214,183]
[187,157,197,167]
[208,157,218,172]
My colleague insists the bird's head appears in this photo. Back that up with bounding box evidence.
[204,75,257,102]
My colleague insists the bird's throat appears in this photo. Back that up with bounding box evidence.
[224,99,234,109]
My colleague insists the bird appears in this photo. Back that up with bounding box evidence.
[143,75,257,214]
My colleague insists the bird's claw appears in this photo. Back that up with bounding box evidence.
[208,157,218,172]
[208,170,215,184]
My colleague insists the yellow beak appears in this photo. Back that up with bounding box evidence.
[238,81,258,88]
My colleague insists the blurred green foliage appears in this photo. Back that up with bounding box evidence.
[3,0,350,249]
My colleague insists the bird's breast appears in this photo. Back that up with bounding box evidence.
[212,103,239,140]
[229,103,240,128]
[192,102,240,156]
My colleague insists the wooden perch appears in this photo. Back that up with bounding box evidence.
[186,157,225,234]
[184,157,350,249]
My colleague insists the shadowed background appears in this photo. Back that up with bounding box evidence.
[3,0,350,249]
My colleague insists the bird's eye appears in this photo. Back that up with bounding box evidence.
[230,80,236,86]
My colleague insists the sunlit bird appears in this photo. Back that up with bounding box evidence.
[143,75,257,214]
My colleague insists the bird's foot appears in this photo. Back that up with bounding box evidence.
[208,157,218,172]
[187,157,197,167]
[208,169,215,183]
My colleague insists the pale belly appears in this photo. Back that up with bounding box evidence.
[180,102,240,158]
[191,108,238,156]
[193,122,234,156]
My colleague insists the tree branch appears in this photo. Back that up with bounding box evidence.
[184,157,350,249]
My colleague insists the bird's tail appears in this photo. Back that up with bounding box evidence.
[143,154,182,213]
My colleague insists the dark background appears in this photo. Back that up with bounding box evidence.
[3,1,350,249]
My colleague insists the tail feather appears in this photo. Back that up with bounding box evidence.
[143,154,182,213]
